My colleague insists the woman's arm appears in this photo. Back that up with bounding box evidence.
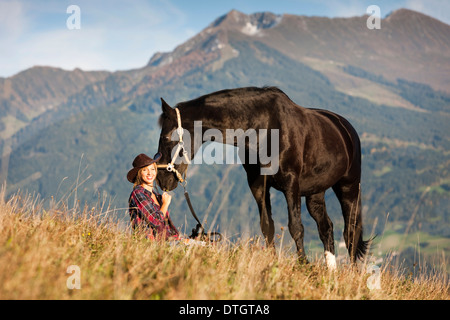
[160,192,172,216]
[131,190,165,232]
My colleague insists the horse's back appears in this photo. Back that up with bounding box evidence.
[308,108,362,178]
[309,107,360,144]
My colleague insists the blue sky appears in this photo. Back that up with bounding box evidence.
[1,0,449,78]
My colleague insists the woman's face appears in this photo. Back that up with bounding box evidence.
[140,164,157,185]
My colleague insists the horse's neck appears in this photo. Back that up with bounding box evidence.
[183,103,254,132]
[182,103,253,156]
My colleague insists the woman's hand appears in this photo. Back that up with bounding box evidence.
[162,192,172,206]
[160,192,172,217]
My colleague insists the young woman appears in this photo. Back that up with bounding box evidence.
[127,153,180,240]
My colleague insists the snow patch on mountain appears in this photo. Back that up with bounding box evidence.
[241,13,283,36]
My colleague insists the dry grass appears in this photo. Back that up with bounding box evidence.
[0,189,448,300]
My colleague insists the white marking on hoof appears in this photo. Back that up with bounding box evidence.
[325,251,337,270]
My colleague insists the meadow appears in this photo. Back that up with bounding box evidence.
[0,188,448,300]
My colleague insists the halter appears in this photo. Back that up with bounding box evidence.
[156,107,222,243]
[157,108,191,185]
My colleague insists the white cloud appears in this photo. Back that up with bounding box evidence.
[325,0,367,18]
[18,28,109,71]
[0,0,30,76]
[0,0,193,77]
[0,0,27,38]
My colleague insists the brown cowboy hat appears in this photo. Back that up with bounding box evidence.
[127,152,162,183]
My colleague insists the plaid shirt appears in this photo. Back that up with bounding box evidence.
[128,185,179,240]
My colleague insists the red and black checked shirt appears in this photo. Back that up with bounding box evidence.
[128,185,179,240]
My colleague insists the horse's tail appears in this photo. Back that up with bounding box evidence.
[335,179,375,262]
[347,121,375,261]
[355,233,376,261]
[351,187,376,261]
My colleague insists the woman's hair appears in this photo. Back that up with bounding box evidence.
[134,163,158,187]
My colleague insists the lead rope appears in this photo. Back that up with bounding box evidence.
[184,185,222,243]
[158,107,222,242]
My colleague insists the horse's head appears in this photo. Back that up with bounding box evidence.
[156,98,189,191]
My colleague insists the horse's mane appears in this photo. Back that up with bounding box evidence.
[178,86,288,107]
[158,86,289,127]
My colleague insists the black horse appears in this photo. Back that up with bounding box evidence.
[157,86,370,268]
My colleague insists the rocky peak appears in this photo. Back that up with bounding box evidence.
[209,10,282,34]
[146,10,283,68]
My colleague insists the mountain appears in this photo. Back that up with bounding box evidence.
[0,67,110,140]
[1,9,449,269]
[145,8,450,93]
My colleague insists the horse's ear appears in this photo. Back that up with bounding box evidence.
[161,98,175,118]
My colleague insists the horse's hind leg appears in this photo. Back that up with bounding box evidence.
[332,179,368,263]
[306,192,336,270]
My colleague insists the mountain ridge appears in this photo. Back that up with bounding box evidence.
[145,8,450,92]
[2,8,448,136]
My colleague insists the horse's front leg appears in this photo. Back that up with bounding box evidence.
[284,187,307,263]
[246,172,275,248]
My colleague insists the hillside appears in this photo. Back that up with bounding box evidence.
[0,67,110,140]
[1,9,449,273]
[262,9,450,93]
